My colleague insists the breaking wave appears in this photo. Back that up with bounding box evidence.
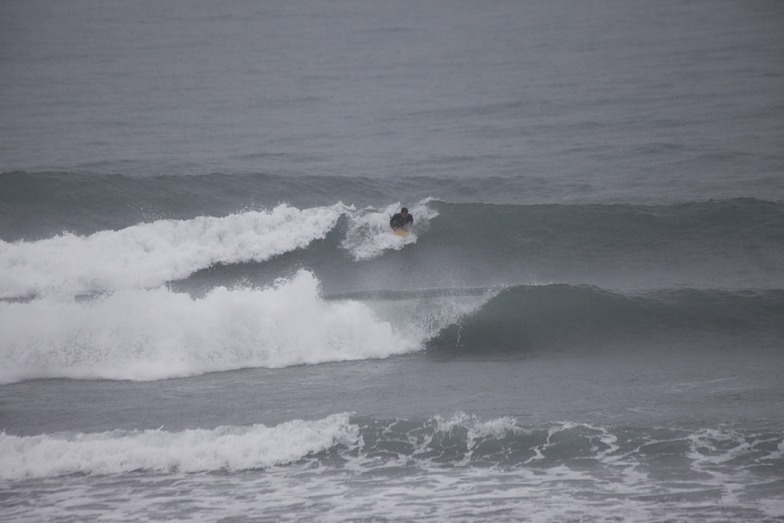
[2,412,782,483]
[0,204,347,298]
[0,271,421,384]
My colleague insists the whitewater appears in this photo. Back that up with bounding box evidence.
[0,198,469,384]
[0,200,439,298]
[2,0,783,521]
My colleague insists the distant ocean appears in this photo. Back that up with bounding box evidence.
[2,1,783,521]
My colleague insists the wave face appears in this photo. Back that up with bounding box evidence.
[414,199,784,290]
[428,198,784,254]
[427,285,784,353]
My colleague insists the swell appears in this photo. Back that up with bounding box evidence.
[6,170,781,243]
[0,170,441,241]
[427,199,784,253]
[171,197,784,295]
[178,198,784,288]
[427,284,784,354]
[4,190,781,304]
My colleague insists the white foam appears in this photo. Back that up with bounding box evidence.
[433,412,520,440]
[0,413,358,480]
[0,271,418,384]
[341,199,438,261]
[0,203,347,298]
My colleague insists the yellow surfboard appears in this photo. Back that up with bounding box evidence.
[393,229,410,237]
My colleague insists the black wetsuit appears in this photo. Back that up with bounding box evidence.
[390,212,413,230]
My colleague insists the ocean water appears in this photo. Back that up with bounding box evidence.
[2,0,784,521]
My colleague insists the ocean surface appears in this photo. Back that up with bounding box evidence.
[2,0,784,521]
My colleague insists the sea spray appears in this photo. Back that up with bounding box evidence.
[341,199,439,261]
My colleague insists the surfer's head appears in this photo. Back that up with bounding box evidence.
[401,207,409,215]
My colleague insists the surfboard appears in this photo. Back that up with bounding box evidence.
[394,229,409,237]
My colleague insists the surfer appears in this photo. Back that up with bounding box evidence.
[390,207,413,231]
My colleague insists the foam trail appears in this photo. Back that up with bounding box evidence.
[0,203,347,298]
[0,271,417,384]
[0,413,358,480]
[341,199,438,261]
